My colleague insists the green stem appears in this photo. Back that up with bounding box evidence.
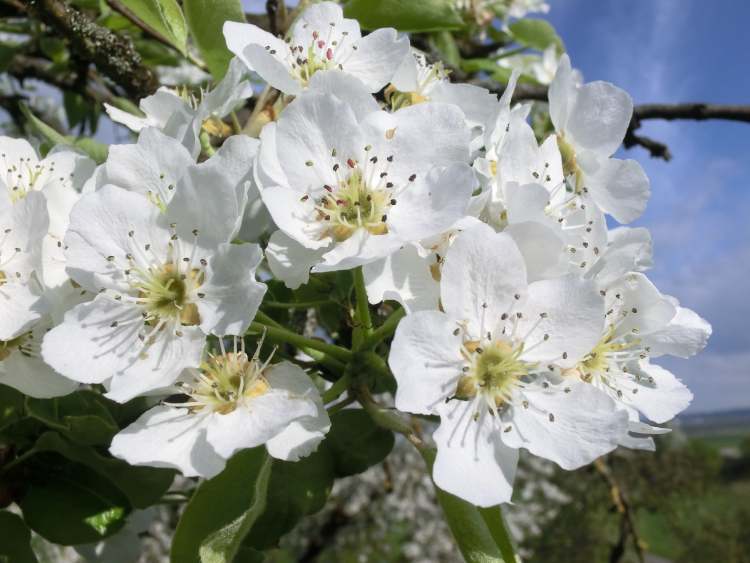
[0,448,37,476]
[262,299,333,309]
[321,373,351,404]
[326,396,355,415]
[248,322,351,363]
[254,310,283,328]
[361,307,406,350]
[230,110,242,134]
[479,507,518,562]
[352,266,373,349]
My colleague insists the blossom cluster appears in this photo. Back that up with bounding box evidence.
[0,2,709,507]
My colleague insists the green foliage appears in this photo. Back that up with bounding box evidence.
[508,18,564,53]
[343,0,465,32]
[430,31,461,68]
[19,455,130,544]
[326,409,394,477]
[183,0,245,79]
[123,0,188,54]
[419,448,506,563]
[243,448,335,550]
[171,448,272,563]
[0,510,39,563]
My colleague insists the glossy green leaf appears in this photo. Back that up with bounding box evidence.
[419,447,517,562]
[25,391,119,446]
[508,18,564,52]
[0,511,39,563]
[171,448,271,563]
[122,0,188,54]
[326,409,394,477]
[20,456,129,545]
[33,432,174,509]
[343,0,464,32]
[430,31,461,68]
[243,447,334,549]
[183,0,245,79]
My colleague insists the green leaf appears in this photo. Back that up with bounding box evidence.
[508,18,564,52]
[19,104,109,163]
[171,448,271,563]
[183,0,245,79]
[243,447,334,549]
[0,511,39,563]
[32,432,174,509]
[326,409,394,477]
[19,455,130,545]
[25,391,119,446]
[0,384,25,433]
[430,31,461,68]
[122,0,188,54]
[343,0,464,32]
[419,447,510,563]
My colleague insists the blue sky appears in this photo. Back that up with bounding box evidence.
[546,0,750,412]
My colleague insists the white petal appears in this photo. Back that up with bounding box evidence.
[0,348,77,398]
[518,275,605,367]
[205,362,321,459]
[505,221,567,282]
[591,226,653,287]
[433,403,518,507]
[342,28,410,92]
[314,229,403,272]
[0,282,45,341]
[566,81,633,157]
[64,185,163,292]
[619,361,692,424]
[609,273,676,338]
[274,92,363,192]
[388,163,474,244]
[430,82,497,129]
[584,157,650,224]
[198,242,266,336]
[41,297,145,384]
[167,135,258,248]
[441,223,527,336]
[266,230,326,289]
[99,128,193,203]
[308,70,380,121]
[389,310,464,415]
[504,382,627,469]
[260,186,330,249]
[547,54,574,133]
[110,406,226,478]
[642,306,711,358]
[363,245,439,312]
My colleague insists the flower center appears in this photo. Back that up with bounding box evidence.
[556,135,585,193]
[314,166,390,242]
[177,347,271,415]
[455,339,529,407]
[286,28,352,86]
[3,157,46,203]
[0,331,33,361]
[134,263,203,326]
[572,327,645,385]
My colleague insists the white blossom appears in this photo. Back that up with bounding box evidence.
[42,138,266,402]
[389,223,627,506]
[224,1,409,95]
[110,338,329,477]
[257,71,475,286]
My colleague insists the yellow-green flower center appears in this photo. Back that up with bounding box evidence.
[455,340,529,407]
[135,263,203,326]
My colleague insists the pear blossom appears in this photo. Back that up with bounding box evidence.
[388,50,497,143]
[0,190,49,341]
[224,1,409,95]
[0,138,96,287]
[42,137,266,402]
[562,272,710,449]
[549,54,650,223]
[389,223,627,506]
[257,71,475,286]
[497,45,560,85]
[0,283,84,398]
[110,337,329,477]
[105,58,252,158]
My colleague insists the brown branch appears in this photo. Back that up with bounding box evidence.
[28,0,158,100]
[594,458,645,563]
[633,103,750,123]
[623,130,672,161]
[7,53,116,106]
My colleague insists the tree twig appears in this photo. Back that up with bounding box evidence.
[28,0,158,99]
